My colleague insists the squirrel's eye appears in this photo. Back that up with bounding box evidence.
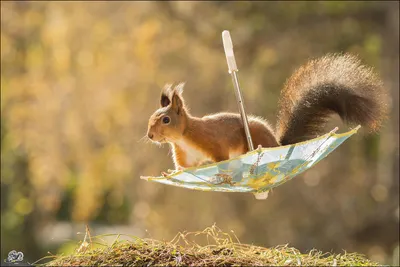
[162,116,171,124]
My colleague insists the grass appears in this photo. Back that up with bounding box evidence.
[39,225,380,266]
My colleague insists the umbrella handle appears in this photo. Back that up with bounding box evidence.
[222,30,254,152]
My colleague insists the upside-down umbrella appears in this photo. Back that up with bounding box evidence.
[140,31,360,199]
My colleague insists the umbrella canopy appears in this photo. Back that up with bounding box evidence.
[141,126,360,195]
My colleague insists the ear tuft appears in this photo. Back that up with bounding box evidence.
[174,82,186,95]
[162,83,173,93]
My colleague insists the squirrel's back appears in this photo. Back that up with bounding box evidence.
[276,53,389,145]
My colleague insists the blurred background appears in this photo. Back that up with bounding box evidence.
[1,1,399,265]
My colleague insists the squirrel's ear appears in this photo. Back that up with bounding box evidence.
[171,91,184,115]
[160,94,170,107]
[160,83,172,107]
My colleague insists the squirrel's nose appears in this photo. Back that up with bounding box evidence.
[148,133,153,139]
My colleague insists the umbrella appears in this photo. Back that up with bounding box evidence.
[140,31,360,199]
[140,125,360,199]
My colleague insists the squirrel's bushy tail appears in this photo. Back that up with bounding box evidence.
[276,53,389,145]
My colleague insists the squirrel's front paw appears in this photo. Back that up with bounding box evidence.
[163,167,184,177]
[198,160,214,166]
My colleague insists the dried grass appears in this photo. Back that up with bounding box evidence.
[38,224,379,266]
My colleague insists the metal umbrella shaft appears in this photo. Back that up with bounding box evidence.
[222,30,254,151]
[230,71,254,151]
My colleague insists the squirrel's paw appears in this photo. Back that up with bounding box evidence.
[162,169,179,177]
[198,160,214,166]
[163,167,184,177]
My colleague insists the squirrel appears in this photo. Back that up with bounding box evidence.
[146,53,389,170]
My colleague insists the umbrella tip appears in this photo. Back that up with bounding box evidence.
[253,190,269,200]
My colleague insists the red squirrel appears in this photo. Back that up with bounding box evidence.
[146,53,389,170]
